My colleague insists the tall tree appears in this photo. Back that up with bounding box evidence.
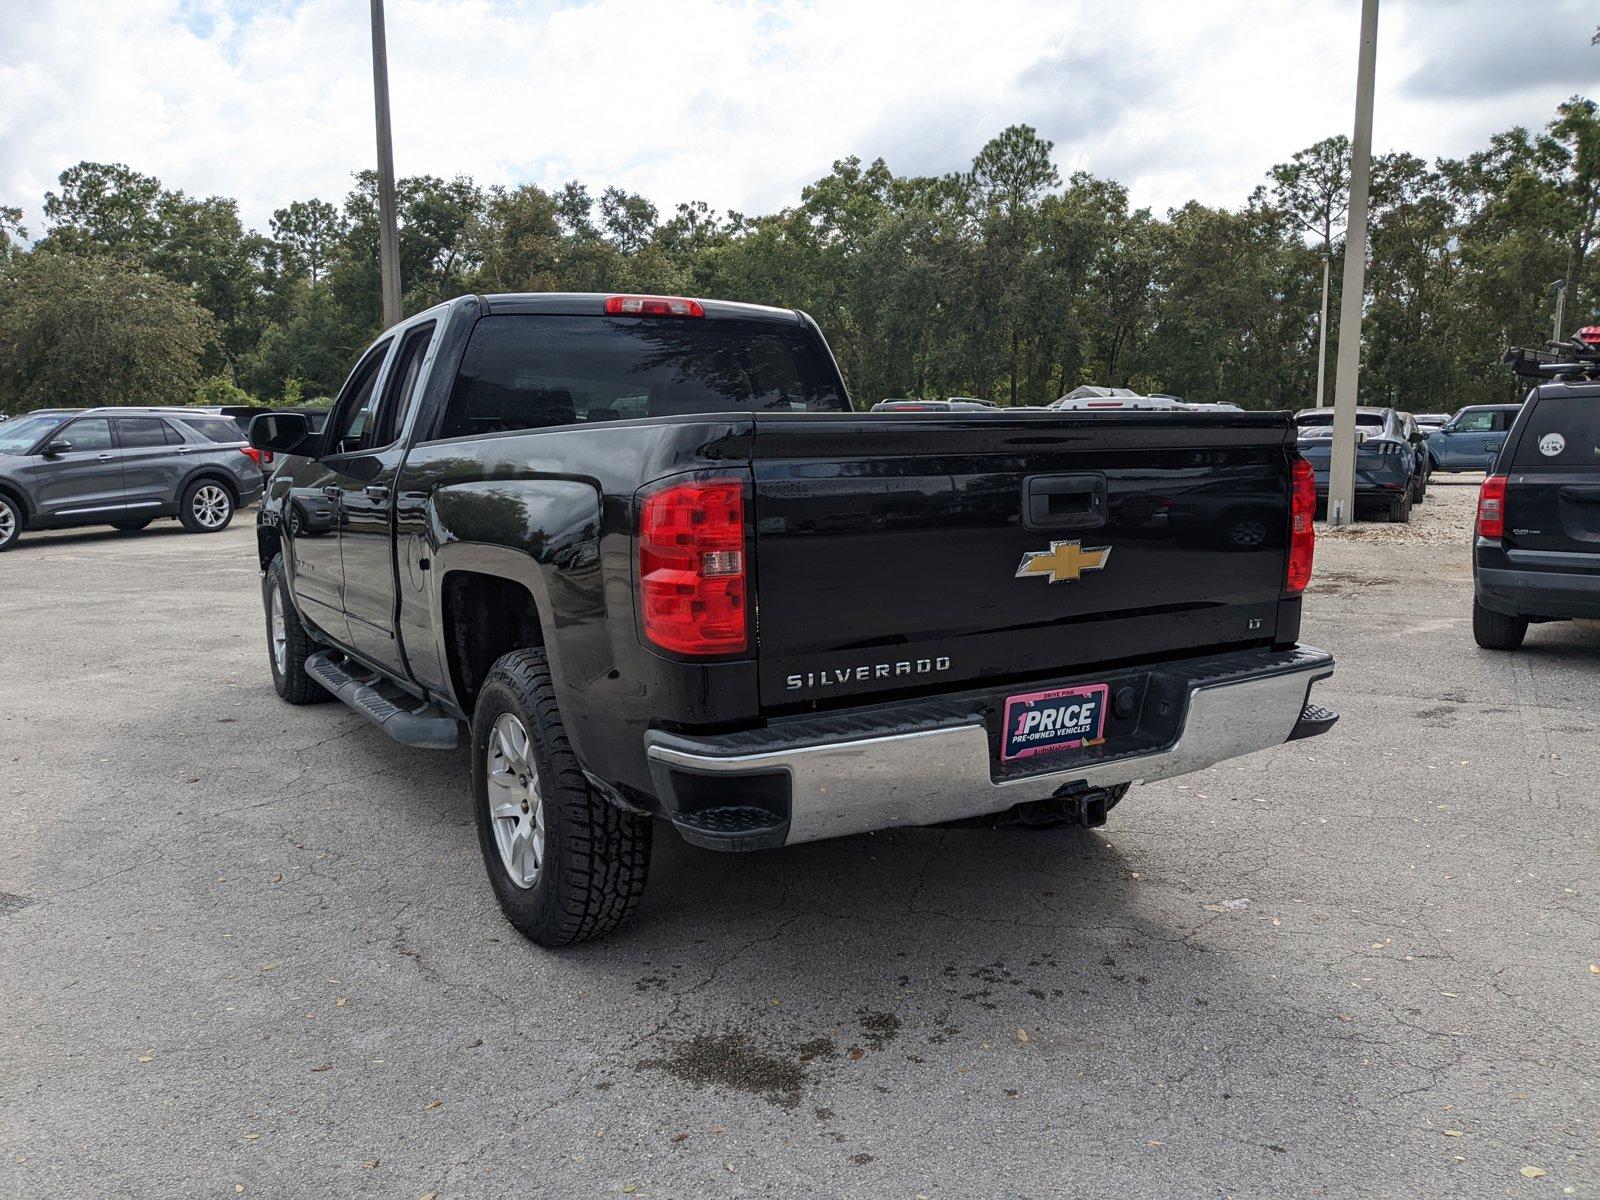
[0,252,212,410]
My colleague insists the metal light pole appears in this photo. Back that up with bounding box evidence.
[1315,254,1331,407]
[1327,0,1379,527]
[1551,279,1567,343]
[370,0,402,329]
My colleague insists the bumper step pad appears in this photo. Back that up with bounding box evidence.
[670,806,790,853]
[1287,701,1339,742]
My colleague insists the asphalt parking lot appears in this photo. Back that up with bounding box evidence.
[3,480,1597,1200]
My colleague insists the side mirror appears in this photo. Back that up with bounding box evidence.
[249,412,316,458]
[41,439,72,457]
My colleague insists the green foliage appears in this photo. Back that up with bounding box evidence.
[2,101,1597,414]
[189,373,257,407]
[0,251,213,412]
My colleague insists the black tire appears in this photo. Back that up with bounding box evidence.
[265,554,329,704]
[1388,492,1412,523]
[472,648,652,947]
[1473,601,1528,651]
[0,492,21,552]
[112,519,153,532]
[178,477,235,533]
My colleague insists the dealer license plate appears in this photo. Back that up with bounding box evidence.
[1000,683,1109,763]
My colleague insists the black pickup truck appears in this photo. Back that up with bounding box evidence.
[250,293,1336,946]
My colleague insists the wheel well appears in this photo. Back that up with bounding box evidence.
[0,482,28,526]
[441,571,545,714]
[185,470,238,503]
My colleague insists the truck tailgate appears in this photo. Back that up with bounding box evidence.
[751,411,1298,709]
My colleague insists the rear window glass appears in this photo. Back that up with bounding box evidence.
[1297,412,1384,428]
[178,416,246,443]
[438,314,848,440]
[1512,397,1600,469]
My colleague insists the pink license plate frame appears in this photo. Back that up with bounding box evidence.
[1000,683,1110,763]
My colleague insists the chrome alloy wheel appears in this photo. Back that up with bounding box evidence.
[0,498,15,545]
[486,712,546,890]
[192,484,231,528]
[269,583,288,677]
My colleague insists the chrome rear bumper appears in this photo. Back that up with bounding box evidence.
[646,646,1335,848]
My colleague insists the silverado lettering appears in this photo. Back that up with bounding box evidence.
[786,656,952,691]
[251,291,1337,948]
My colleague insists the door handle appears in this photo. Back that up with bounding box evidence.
[1023,473,1108,531]
[363,485,390,500]
[176,446,195,455]
[321,486,342,499]
[96,454,116,462]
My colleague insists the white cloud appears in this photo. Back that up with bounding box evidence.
[1,0,1594,237]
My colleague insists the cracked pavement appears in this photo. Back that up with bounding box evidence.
[2,481,1596,1199]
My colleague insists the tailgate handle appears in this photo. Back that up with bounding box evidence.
[1559,487,1600,505]
[1023,473,1107,531]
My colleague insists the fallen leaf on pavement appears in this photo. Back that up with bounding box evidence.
[1520,1166,1546,1178]
[1017,1028,1029,1043]
[425,1100,443,1111]
[310,1063,332,1072]
[671,1133,689,1143]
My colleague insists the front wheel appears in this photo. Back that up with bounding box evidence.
[472,648,652,947]
[265,554,328,703]
[1473,601,1528,650]
[180,479,234,533]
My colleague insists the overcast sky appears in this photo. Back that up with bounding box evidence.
[1,0,1595,237]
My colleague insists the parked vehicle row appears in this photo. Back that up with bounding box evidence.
[0,407,266,551]
[1293,407,1430,523]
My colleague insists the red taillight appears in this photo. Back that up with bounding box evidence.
[605,294,705,318]
[639,479,747,655]
[1477,474,1508,539]
[1576,325,1600,346]
[241,447,262,465]
[1286,457,1316,595]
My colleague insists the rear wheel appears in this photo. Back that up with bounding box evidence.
[112,519,152,532]
[1387,492,1413,523]
[472,648,652,947]
[0,494,21,552]
[180,479,234,533]
[1473,601,1528,650]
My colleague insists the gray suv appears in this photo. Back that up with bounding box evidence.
[0,407,264,551]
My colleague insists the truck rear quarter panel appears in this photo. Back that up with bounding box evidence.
[393,417,760,795]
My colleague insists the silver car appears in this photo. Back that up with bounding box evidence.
[0,407,264,551]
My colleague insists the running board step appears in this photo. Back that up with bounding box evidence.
[670,806,790,853]
[305,651,459,750]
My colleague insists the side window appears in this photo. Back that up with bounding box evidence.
[1455,410,1495,433]
[58,418,114,451]
[371,322,436,449]
[116,418,173,448]
[327,339,394,455]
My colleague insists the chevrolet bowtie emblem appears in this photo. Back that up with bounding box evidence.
[1015,540,1112,584]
